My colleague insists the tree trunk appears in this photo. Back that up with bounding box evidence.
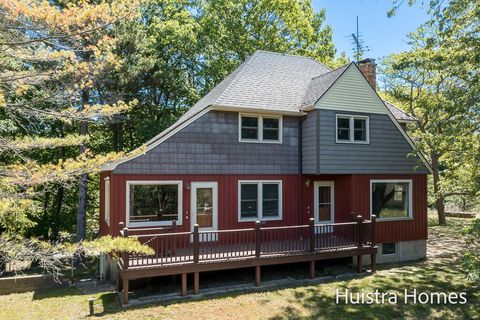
[112,121,124,152]
[431,152,447,225]
[76,172,88,242]
[43,191,50,238]
[435,196,446,224]
[52,184,64,241]
[76,89,89,242]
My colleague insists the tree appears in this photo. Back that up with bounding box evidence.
[0,234,154,281]
[1,0,344,240]
[196,0,344,91]
[381,0,480,225]
[0,0,141,237]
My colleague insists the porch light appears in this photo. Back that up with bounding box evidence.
[305,179,311,188]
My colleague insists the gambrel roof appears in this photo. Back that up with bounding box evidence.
[146,51,413,146]
[102,50,427,171]
[145,50,330,146]
[183,51,330,118]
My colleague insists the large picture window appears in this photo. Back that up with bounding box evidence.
[371,180,412,220]
[238,180,282,221]
[336,114,369,143]
[239,114,282,143]
[127,181,182,227]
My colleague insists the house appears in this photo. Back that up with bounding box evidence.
[99,51,431,303]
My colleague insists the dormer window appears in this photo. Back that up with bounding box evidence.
[239,114,282,143]
[336,114,369,144]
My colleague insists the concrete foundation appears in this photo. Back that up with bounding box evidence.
[100,253,119,284]
[355,239,427,265]
[0,274,66,294]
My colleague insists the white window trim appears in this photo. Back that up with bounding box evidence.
[238,180,283,221]
[238,113,283,144]
[104,177,110,226]
[381,242,398,256]
[335,114,370,144]
[126,180,183,228]
[370,179,413,222]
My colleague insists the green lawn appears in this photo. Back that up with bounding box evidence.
[1,216,479,320]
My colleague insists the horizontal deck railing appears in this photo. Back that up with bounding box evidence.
[119,215,376,269]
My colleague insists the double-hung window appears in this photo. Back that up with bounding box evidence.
[371,180,412,220]
[336,114,369,143]
[127,181,183,227]
[238,180,282,221]
[239,114,282,143]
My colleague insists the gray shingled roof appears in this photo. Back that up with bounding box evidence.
[148,50,414,146]
[148,51,329,145]
[211,51,329,112]
[383,100,416,122]
[183,51,330,120]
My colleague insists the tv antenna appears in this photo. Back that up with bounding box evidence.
[349,16,370,61]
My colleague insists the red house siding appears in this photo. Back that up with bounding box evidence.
[100,173,427,244]
[350,174,428,243]
[101,174,302,237]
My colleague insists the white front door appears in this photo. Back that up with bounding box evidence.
[313,181,335,224]
[190,182,218,239]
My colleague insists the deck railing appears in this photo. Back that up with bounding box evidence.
[119,215,376,269]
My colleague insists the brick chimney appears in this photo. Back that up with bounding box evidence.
[358,58,376,90]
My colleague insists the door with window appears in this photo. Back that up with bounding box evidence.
[190,182,218,240]
[313,181,334,231]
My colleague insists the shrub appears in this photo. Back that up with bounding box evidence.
[462,218,480,281]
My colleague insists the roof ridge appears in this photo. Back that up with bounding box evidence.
[254,49,332,71]
[310,62,351,81]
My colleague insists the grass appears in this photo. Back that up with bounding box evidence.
[428,211,470,235]
[0,216,479,320]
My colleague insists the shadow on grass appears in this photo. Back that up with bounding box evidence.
[26,254,479,319]
[270,257,479,320]
[90,261,363,317]
[31,286,81,300]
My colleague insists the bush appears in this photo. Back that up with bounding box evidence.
[462,218,480,281]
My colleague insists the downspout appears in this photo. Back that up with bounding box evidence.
[298,116,305,225]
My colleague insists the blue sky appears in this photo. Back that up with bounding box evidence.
[312,0,429,61]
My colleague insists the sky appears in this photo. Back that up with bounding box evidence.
[312,0,430,61]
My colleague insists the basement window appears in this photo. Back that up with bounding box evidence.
[336,114,369,143]
[238,180,282,221]
[382,242,397,256]
[126,181,183,227]
[239,114,282,143]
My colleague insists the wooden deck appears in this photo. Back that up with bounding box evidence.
[117,216,377,304]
